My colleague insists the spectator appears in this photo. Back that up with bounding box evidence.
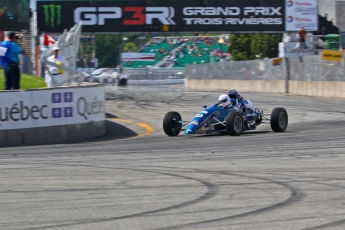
[298,26,307,49]
[45,46,68,87]
[0,31,26,90]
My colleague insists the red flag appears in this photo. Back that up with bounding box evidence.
[43,33,55,47]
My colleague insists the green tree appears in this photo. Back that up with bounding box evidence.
[95,34,148,67]
[95,34,122,68]
[228,33,282,61]
[251,34,282,59]
[228,34,255,61]
[124,42,138,52]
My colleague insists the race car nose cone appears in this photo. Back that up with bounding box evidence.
[185,128,195,134]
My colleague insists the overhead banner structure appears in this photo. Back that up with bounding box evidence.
[121,53,156,61]
[285,0,318,31]
[37,0,287,33]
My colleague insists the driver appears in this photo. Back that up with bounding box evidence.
[218,94,231,109]
[228,89,257,128]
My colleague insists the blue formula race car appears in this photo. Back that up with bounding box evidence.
[163,90,288,136]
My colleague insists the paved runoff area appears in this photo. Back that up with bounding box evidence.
[1,85,345,230]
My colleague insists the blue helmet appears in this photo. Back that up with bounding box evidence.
[228,89,243,102]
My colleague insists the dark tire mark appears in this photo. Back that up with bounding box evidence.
[20,165,218,230]
[147,166,305,230]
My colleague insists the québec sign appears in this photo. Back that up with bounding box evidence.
[0,87,105,130]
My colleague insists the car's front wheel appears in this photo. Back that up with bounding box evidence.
[225,112,244,136]
[163,111,182,136]
[270,108,288,132]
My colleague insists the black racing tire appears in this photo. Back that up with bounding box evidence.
[163,111,182,136]
[270,108,288,132]
[225,112,244,136]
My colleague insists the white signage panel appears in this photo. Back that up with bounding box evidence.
[121,53,156,62]
[279,42,316,57]
[285,0,318,31]
[0,86,105,130]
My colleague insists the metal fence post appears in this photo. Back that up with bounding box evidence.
[285,57,290,94]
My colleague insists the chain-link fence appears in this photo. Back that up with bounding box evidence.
[288,56,345,81]
[185,55,345,82]
[123,68,185,80]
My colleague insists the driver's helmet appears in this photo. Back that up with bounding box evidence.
[218,94,231,108]
[228,89,243,102]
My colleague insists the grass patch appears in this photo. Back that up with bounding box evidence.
[0,70,46,90]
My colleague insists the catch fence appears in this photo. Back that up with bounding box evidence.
[185,55,345,82]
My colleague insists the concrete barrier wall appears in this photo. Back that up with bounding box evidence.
[186,79,286,94]
[289,80,345,98]
[0,121,105,147]
[186,79,345,98]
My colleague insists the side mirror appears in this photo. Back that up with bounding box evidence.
[202,104,207,109]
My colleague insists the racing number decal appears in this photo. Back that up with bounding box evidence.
[123,7,145,25]
[196,114,203,118]
[0,47,7,56]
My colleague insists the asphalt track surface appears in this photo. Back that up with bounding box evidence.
[1,85,345,230]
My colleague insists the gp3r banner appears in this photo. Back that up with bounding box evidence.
[37,0,286,33]
[0,86,105,130]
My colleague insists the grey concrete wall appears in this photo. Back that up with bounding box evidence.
[186,79,286,94]
[186,79,345,98]
[0,121,105,147]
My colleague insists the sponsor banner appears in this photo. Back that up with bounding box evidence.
[37,0,285,33]
[279,42,316,57]
[322,50,343,62]
[270,57,286,66]
[0,0,30,31]
[121,53,156,61]
[0,87,105,130]
[285,0,318,31]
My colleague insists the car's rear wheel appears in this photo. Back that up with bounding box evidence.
[225,112,243,136]
[270,108,288,132]
[163,112,182,136]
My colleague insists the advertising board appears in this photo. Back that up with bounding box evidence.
[121,53,156,61]
[0,86,104,130]
[322,50,343,62]
[37,0,286,33]
[285,0,318,31]
[270,57,286,67]
[279,42,316,57]
[0,0,30,31]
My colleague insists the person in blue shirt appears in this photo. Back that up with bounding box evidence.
[0,31,26,90]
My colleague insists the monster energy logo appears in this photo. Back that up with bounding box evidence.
[42,4,62,28]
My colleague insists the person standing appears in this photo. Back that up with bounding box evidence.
[298,26,307,49]
[45,46,68,87]
[0,31,26,90]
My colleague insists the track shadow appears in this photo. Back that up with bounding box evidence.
[105,113,118,119]
[0,120,138,148]
[103,120,138,140]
